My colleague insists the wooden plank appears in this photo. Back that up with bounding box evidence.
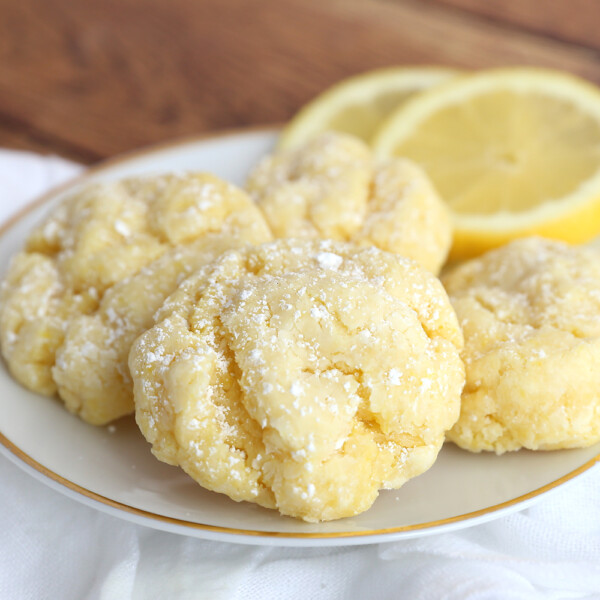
[0,0,600,161]
[427,0,600,50]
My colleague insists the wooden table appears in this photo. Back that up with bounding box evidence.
[0,0,598,164]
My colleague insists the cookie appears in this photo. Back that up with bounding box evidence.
[443,237,600,453]
[0,173,272,424]
[130,239,464,522]
[246,132,452,273]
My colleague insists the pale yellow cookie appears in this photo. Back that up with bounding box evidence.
[130,239,464,522]
[246,132,452,273]
[0,174,271,424]
[443,237,600,454]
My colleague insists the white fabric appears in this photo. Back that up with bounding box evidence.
[1,149,600,600]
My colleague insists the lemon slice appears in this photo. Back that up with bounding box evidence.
[373,67,600,259]
[278,66,459,149]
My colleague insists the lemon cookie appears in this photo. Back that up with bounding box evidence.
[130,239,464,522]
[0,174,271,424]
[246,132,452,273]
[443,237,600,454]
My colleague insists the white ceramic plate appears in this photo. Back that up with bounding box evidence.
[1,128,599,547]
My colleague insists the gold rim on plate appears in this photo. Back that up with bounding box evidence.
[1,126,599,542]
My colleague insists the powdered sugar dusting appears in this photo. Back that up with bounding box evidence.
[388,368,403,386]
[316,252,343,271]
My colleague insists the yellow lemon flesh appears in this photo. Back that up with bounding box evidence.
[279,66,459,149]
[373,67,600,260]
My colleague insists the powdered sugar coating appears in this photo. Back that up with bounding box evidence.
[443,237,600,453]
[246,132,452,273]
[0,173,271,424]
[130,239,464,522]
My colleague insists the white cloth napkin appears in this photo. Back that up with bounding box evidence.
[1,149,600,600]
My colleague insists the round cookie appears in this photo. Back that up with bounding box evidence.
[443,237,600,454]
[129,239,465,522]
[0,173,272,424]
[246,131,452,273]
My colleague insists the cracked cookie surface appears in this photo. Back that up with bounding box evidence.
[130,239,464,521]
[443,237,600,453]
[246,132,452,274]
[0,173,271,424]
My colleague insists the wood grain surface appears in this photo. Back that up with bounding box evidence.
[0,0,598,163]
